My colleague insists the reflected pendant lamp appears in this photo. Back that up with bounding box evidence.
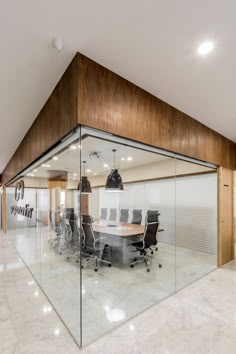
[105,149,124,192]
[78,161,92,194]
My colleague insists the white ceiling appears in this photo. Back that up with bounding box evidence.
[1,0,236,173]
[30,136,167,179]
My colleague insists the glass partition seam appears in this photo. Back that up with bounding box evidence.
[79,126,83,347]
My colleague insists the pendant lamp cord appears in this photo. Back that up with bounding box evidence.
[112,149,116,168]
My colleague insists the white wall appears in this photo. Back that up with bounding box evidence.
[89,173,217,254]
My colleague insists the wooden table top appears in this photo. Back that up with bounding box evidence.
[92,220,164,238]
[92,221,144,238]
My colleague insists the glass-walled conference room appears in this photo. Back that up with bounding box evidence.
[6,126,218,347]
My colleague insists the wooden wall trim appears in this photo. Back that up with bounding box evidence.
[1,52,236,186]
[218,167,234,266]
[76,53,236,170]
[1,55,79,185]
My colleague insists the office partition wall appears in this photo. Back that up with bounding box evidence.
[5,126,217,347]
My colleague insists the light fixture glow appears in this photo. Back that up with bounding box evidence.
[33,169,37,172]
[121,157,125,161]
[54,328,60,336]
[34,291,39,297]
[104,163,108,168]
[127,157,133,161]
[106,308,126,322]
[73,173,77,176]
[70,145,77,150]
[86,169,91,173]
[197,41,214,56]
[52,156,58,160]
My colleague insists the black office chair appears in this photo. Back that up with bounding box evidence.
[147,210,161,253]
[100,208,108,220]
[130,217,162,272]
[120,209,129,223]
[109,208,117,222]
[82,215,112,271]
[131,209,142,225]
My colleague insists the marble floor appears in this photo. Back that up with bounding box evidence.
[6,227,217,346]
[0,231,236,353]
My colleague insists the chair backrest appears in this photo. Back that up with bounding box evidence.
[109,208,117,221]
[100,208,108,220]
[131,209,142,225]
[120,209,129,223]
[147,210,160,223]
[82,215,96,249]
[143,219,159,249]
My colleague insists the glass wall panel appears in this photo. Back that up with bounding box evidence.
[5,126,218,348]
[6,129,82,347]
[175,159,218,290]
[81,129,176,345]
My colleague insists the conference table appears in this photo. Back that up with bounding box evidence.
[92,220,164,265]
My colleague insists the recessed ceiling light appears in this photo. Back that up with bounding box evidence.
[31,174,34,177]
[73,177,76,180]
[33,169,37,172]
[121,158,125,161]
[42,164,46,167]
[70,145,77,150]
[86,169,91,173]
[46,164,50,168]
[104,164,108,168]
[73,173,77,176]
[52,156,58,160]
[94,173,97,176]
[127,157,133,161]
[197,41,214,56]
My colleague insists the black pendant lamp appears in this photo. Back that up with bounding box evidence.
[105,149,124,192]
[78,161,92,194]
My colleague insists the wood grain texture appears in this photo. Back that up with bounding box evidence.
[1,56,79,185]
[218,167,234,266]
[76,53,236,169]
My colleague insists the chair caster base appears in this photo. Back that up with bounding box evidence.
[81,265,83,269]
[94,268,98,272]
[147,268,150,272]
[130,264,134,268]
[159,264,162,268]
[155,248,158,251]
[108,264,111,267]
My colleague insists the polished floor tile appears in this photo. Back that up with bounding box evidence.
[1,231,236,353]
[7,226,217,345]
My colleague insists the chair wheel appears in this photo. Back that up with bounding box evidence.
[81,265,83,269]
[151,251,153,255]
[108,264,111,267]
[130,264,134,268]
[67,257,70,260]
[159,264,162,268]
[147,268,150,272]
[76,260,79,263]
[155,248,158,251]
[94,268,98,272]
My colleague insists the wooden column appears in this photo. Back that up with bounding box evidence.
[218,167,234,266]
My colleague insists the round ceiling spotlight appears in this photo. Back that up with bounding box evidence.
[197,41,214,56]
[52,37,64,52]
